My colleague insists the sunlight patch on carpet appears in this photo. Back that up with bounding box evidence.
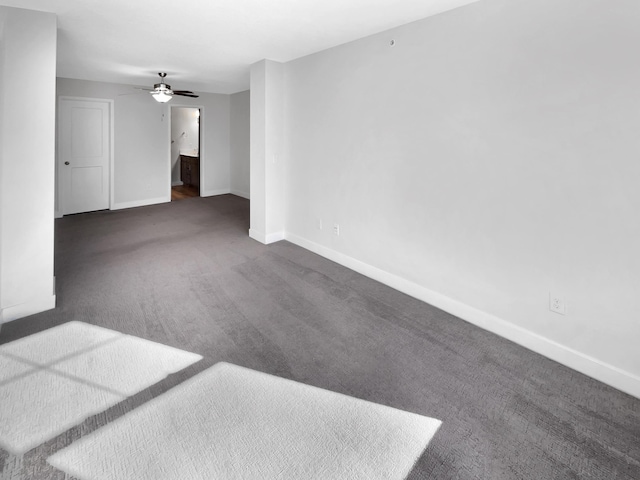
[48,362,442,480]
[0,322,202,454]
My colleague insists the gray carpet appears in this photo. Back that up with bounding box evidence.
[1,194,639,479]
[0,322,201,455]
[48,362,441,480]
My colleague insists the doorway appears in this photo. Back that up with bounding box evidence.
[58,97,113,215]
[170,106,201,201]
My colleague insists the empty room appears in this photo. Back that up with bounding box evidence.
[0,0,638,479]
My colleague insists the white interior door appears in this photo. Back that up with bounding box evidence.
[59,98,111,215]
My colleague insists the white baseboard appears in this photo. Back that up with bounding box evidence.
[230,189,250,199]
[249,229,265,243]
[266,231,285,244]
[249,229,285,245]
[201,188,231,197]
[1,294,56,324]
[54,210,63,219]
[285,232,640,400]
[111,196,170,211]
[249,228,267,244]
[171,181,183,186]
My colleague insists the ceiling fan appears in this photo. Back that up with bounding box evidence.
[143,73,199,103]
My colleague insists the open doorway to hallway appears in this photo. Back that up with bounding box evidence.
[170,106,201,201]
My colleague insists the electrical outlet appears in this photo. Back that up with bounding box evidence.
[549,293,566,315]
[318,219,323,230]
[333,224,340,236]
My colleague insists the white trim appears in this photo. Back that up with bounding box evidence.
[169,104,204,198]
[199,107,205,195]
[167,103,172,199]
[249,229,285,245]
[249,229,265,243]
[111,196,170,211]
[0,294,56,324]
[266,232,285,244]
[54,210,62,219]
[284,232,640,400]
[201,188,230,197]
[109,99,115,210]
[230,189,250,199]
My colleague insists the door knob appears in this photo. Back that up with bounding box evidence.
[64,161,70,165]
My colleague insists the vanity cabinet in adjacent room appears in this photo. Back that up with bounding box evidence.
[180,155,200,193]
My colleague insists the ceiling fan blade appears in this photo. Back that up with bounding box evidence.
[174,92,199,98]
[134,87,153,91]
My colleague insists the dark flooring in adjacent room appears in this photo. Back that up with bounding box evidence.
[1,194,639,479]
[170,184,199,201]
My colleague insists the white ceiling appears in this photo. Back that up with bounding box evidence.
[0,0,480,94]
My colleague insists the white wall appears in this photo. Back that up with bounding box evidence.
[0,6,57,323]
[170,107,200,185]
[0,10,4,312]
[276,0,640,397]
[230,90,250,199]
[56,78,231,210]
[250,63,266,240]
[250,60,285,243]
[114,92,168,207]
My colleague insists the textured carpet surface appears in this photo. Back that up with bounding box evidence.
[0,322,201,454]
[0,194,639,479]
[49,362,441,480]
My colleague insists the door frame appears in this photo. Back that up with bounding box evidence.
[168,104,204,199]
[56,96,115,217]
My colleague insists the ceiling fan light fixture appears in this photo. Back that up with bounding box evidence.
[151,75,173,102]
[151,90,173,103]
